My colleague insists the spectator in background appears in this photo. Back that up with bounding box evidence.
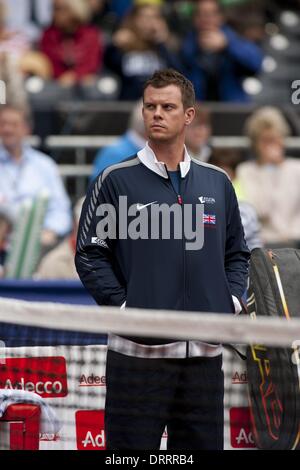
[0,0,29,109]
[0,105,72,249]
[2,0,52,44]
[237,107,300,247]
[182,0,263,102]
[105,3,180,100]
[92,100,146,180]
[225,1,266,43]
[40,0,103,87]
[0,1,30,61]
[35,198,83,279]
[209,148,263,251]
[0,0,54,87]
[185,104,212,162]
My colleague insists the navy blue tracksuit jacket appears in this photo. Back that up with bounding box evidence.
[75,151,250,344]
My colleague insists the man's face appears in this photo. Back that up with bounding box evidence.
[53,0,75,29]
[135,6,162,41]
[195,0,223,32]
[255,128,285,165]
[143,85,194,143]
[0,110,29,150]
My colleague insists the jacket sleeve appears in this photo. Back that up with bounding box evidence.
[75,173,126,306]
[224,27,263,74]
[224,178,250,299]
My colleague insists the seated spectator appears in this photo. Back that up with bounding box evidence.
[0,105,72,249]
[40,0,103,87]
[225,1,266,43]
[185,104,212,162]
[209,148,263,251]
[237,107,300,247]
[92,100,146,179]
[35,198,83,279]
[181,0,263,102]
[105,3,180,100]
[0,0,30,108]
[0,1,30,60]
[0,0,55,81]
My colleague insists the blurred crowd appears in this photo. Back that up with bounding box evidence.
[0,0,268,104]
[0,0,300,280]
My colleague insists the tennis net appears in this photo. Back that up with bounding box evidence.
[0,297,300,451]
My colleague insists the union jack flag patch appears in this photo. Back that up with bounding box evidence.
[203,214,216,226]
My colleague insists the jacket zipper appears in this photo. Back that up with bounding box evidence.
[174,185,188,357]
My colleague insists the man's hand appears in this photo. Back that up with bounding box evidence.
[199,30,228,52]
[113,29,137,50]
[151,18,170,44]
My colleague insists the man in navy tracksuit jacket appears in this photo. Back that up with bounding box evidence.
[76,69,250,450]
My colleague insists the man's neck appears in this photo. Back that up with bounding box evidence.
[148,139,185,171]
[5,145,23,162]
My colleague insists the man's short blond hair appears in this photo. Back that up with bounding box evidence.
[245,106,291,143]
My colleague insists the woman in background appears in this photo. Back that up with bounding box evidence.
[105,3,179,99]
[237,107,300,247]
[40,0,104,87]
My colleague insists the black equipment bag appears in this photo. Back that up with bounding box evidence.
[246,248,300,450]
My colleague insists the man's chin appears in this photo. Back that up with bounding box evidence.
[148,132,171,142]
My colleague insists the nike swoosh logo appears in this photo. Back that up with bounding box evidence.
[136,202,157,211]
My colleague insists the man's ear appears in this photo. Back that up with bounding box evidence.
[185,107,196,126]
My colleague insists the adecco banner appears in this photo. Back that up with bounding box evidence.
[0,345,255,450]
[0,357,68,398]
[76,410,106,450]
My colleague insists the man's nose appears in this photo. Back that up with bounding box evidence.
[153,106,163,118]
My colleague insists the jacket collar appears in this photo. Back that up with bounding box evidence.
[137,142,191,179]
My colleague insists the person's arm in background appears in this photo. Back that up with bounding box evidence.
[42,159,72,238]
[223,26,263,74]
[75,173,126,306]
[104,37,126,76]
[224,177,251,309]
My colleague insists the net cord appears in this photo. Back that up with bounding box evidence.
[0,298,299,347]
